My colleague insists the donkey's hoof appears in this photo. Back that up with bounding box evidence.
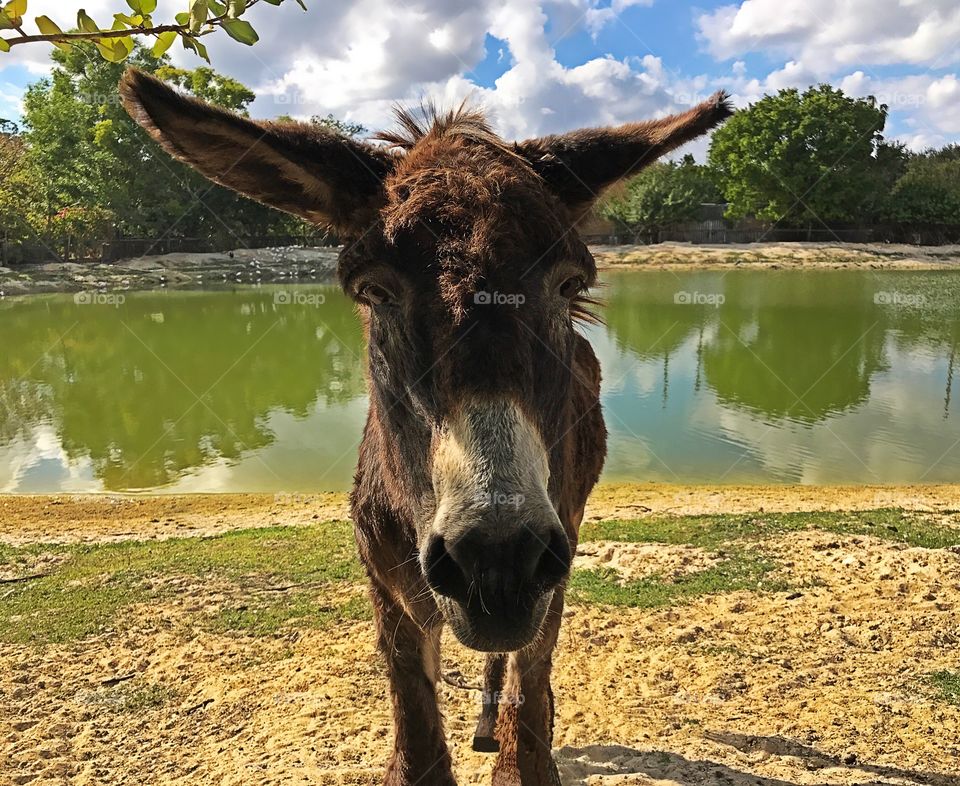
[472,733,499,753]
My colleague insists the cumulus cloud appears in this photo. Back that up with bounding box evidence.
[249,0,710,141]
[0,0,717,145]
[697,0,960,72]
[838,71,960,150]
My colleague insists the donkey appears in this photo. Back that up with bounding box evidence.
[120,69,731,785]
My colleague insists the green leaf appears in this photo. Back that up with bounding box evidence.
[77,9,99,33]
[3,0,26,19]
[175,11,189,25]
[294,0,307,9]
[189,0,208,33]
[0,37,8,52]
[0,10,14,30]
[181,35,209,63]
[221,17,257,45]
[113,13,143,27]
[95,37,129,63]
[126,0,157,13]
[35,14,71,50]
[226,0,245,17]
[207,0,226,15]
[151,30,177,56]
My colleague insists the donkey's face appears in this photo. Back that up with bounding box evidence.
[341,125,598,650]
[121,70,731,651]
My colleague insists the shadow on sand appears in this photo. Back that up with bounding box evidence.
[556,732,956,786]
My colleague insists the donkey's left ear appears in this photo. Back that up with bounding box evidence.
[517,92,733,220]
[120,69,395,235]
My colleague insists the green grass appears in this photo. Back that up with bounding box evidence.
[211,592,371,636]
[568,550,787,608]
[2,507,957,645]
[927,671,960,706]
[0,521,362,645]
[572,508,960,609]
[580,508,960,550]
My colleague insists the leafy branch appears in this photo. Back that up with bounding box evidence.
[0,0,306,62]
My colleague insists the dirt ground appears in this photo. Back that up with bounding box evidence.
[593,242,960,270]
[3,242,957,298]
[4,483,959,545]
[3,485,960,786]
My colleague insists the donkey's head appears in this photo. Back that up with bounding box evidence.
[121,70,731,651]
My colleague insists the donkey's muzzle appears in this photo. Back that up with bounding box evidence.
[423,524,571,651]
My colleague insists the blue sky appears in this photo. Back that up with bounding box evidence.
[2,1,958,152]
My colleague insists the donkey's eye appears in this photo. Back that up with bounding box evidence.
[558,276,585,299]
[360,283,393,306]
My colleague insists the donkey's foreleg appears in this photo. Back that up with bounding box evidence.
[474,653,506,752]
[370,580,456,786]
[491,591,564,786]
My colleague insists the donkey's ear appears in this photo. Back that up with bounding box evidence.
[517,92,733,219]
[119,69,394,234]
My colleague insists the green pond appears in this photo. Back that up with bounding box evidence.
[1,269,958,493]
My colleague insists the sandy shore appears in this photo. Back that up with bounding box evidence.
[3,483,960,545]
[2,242,957,298]
[0,246,340,297]
[594,241,960,270]
[3,485,960,785]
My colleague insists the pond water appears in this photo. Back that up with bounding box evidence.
[1,269,958,493]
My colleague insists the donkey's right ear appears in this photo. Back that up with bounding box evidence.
[120,69,394,235]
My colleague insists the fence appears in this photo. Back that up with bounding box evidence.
[582,226,881,245]
[581,224,960,246]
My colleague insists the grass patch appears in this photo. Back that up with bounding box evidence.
[211,592,371,637]
[0,521,361,645]
[927,671,960,706]
[76,682,175,713]
[568,550,787,609]
[580,509,960,551]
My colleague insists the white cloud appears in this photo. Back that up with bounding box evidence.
[838,70,960,149]
[697,0,960,72]
[0,0,711,144]
[251,0,710,142]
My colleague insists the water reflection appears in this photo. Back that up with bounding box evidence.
[0,287,365,491]
[598,269,960,483]
[0,271,958,492]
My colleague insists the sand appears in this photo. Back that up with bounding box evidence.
[593,242,960,270]
[3,487,960,785]
[5,483,960,546]
[4,242,957,298]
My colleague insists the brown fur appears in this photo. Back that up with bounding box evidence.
[119,68,732,785]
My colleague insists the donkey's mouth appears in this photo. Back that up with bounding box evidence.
[436,590,555,652]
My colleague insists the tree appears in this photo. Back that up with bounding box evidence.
[884,155,960,235]
[19,40,308,241]
[311,114,366,139]
[597,155,721,237]
[0,120,42,246]
[0,1,306,63]
[708,85,891,226]
[276,113,367,138]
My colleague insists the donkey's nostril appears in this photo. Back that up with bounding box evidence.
[532,527,572,592]
[424,535,468,601]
